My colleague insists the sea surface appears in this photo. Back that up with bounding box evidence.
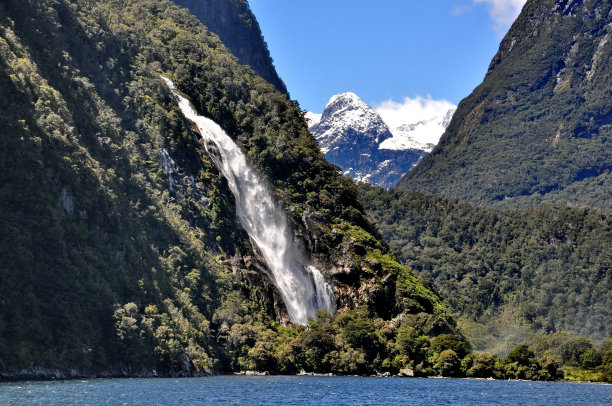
[0,376,610,405]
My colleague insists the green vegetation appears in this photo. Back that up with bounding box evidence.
[3,0,605,383]
[223,308,466,376]
[359,184,611,352]
[373,0,612,382]
[399,0,612,210]
[0,0,244,373]
[527,333,612,382]
[231,319,609,381]
[216,308,564,381]
[170,0,288,94]
[0,0,456,377]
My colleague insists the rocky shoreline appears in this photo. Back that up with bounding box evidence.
[2,368,600,384]
[0,366,416,382]
[0,366,213,382]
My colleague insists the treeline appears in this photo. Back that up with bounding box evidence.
[113,304,611,381]
[113,305,460,376]
[358,184,611,347]
[204,307,567,381]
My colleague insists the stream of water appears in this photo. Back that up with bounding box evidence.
[161,76,335,324]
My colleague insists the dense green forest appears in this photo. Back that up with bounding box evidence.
[399,0,612,210]
[359,184,611,353]
[169,0,288,94]
[0,0,457,377]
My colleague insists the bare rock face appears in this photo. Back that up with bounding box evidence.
[398,368,415,377]
[159,148,209,205]
[296,208,398,319]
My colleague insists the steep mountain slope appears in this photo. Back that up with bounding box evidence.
[170,0,288,94]
[0,0,455,377]
[309,93,432,188]
[359,183,611,352]
[399,0,612,209]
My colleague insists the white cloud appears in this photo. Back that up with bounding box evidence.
[375,96,455,130]
[474,0,527,34]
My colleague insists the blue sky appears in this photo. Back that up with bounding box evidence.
[248,0,526,114]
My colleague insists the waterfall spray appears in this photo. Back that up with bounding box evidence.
[161,76,335,324]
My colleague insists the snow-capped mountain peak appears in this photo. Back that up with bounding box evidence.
[311,92,392,154]
[307,92,455,188]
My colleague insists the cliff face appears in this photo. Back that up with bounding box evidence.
[170,0,288,94]
[399,0,612,209]
[0,0,454,376]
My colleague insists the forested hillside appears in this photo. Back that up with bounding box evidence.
[170,0,288,94]
[399,0,612,209]
[359,184,611,351]
[0,0,456,377]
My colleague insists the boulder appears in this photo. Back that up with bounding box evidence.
[398,368,415,377]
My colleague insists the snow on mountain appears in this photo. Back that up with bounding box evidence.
[312,92,392,155]
[307,92,455,188]
[308,93,431,188]
[305,111,321,128]
[379,108,456,152]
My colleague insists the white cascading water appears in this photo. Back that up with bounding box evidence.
[161,76,336,324]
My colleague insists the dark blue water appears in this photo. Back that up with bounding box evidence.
[0,376,610,405]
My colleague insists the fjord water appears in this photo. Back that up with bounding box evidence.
[161,77,335,324]
[2,376,610,405]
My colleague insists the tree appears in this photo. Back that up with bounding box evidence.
[538,357,564,381]
[580,348,601,370]
[466,353,496,378]
[395,326,430,365]
[430,334,470,359]
[560,337,593,366]
[435,349,460,377]
[507,344,535,366]
[342,318,379,352]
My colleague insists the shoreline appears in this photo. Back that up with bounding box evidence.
[1,368,608,385]
[0,366,212,383]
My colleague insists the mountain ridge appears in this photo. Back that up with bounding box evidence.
[398,0,612,210]
[170,0,288,95]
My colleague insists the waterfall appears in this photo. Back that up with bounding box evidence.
[161,76,336,324]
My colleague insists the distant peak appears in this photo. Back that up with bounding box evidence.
[315,91,386,131]
[325,92,369,110]
[329,92,360,102]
